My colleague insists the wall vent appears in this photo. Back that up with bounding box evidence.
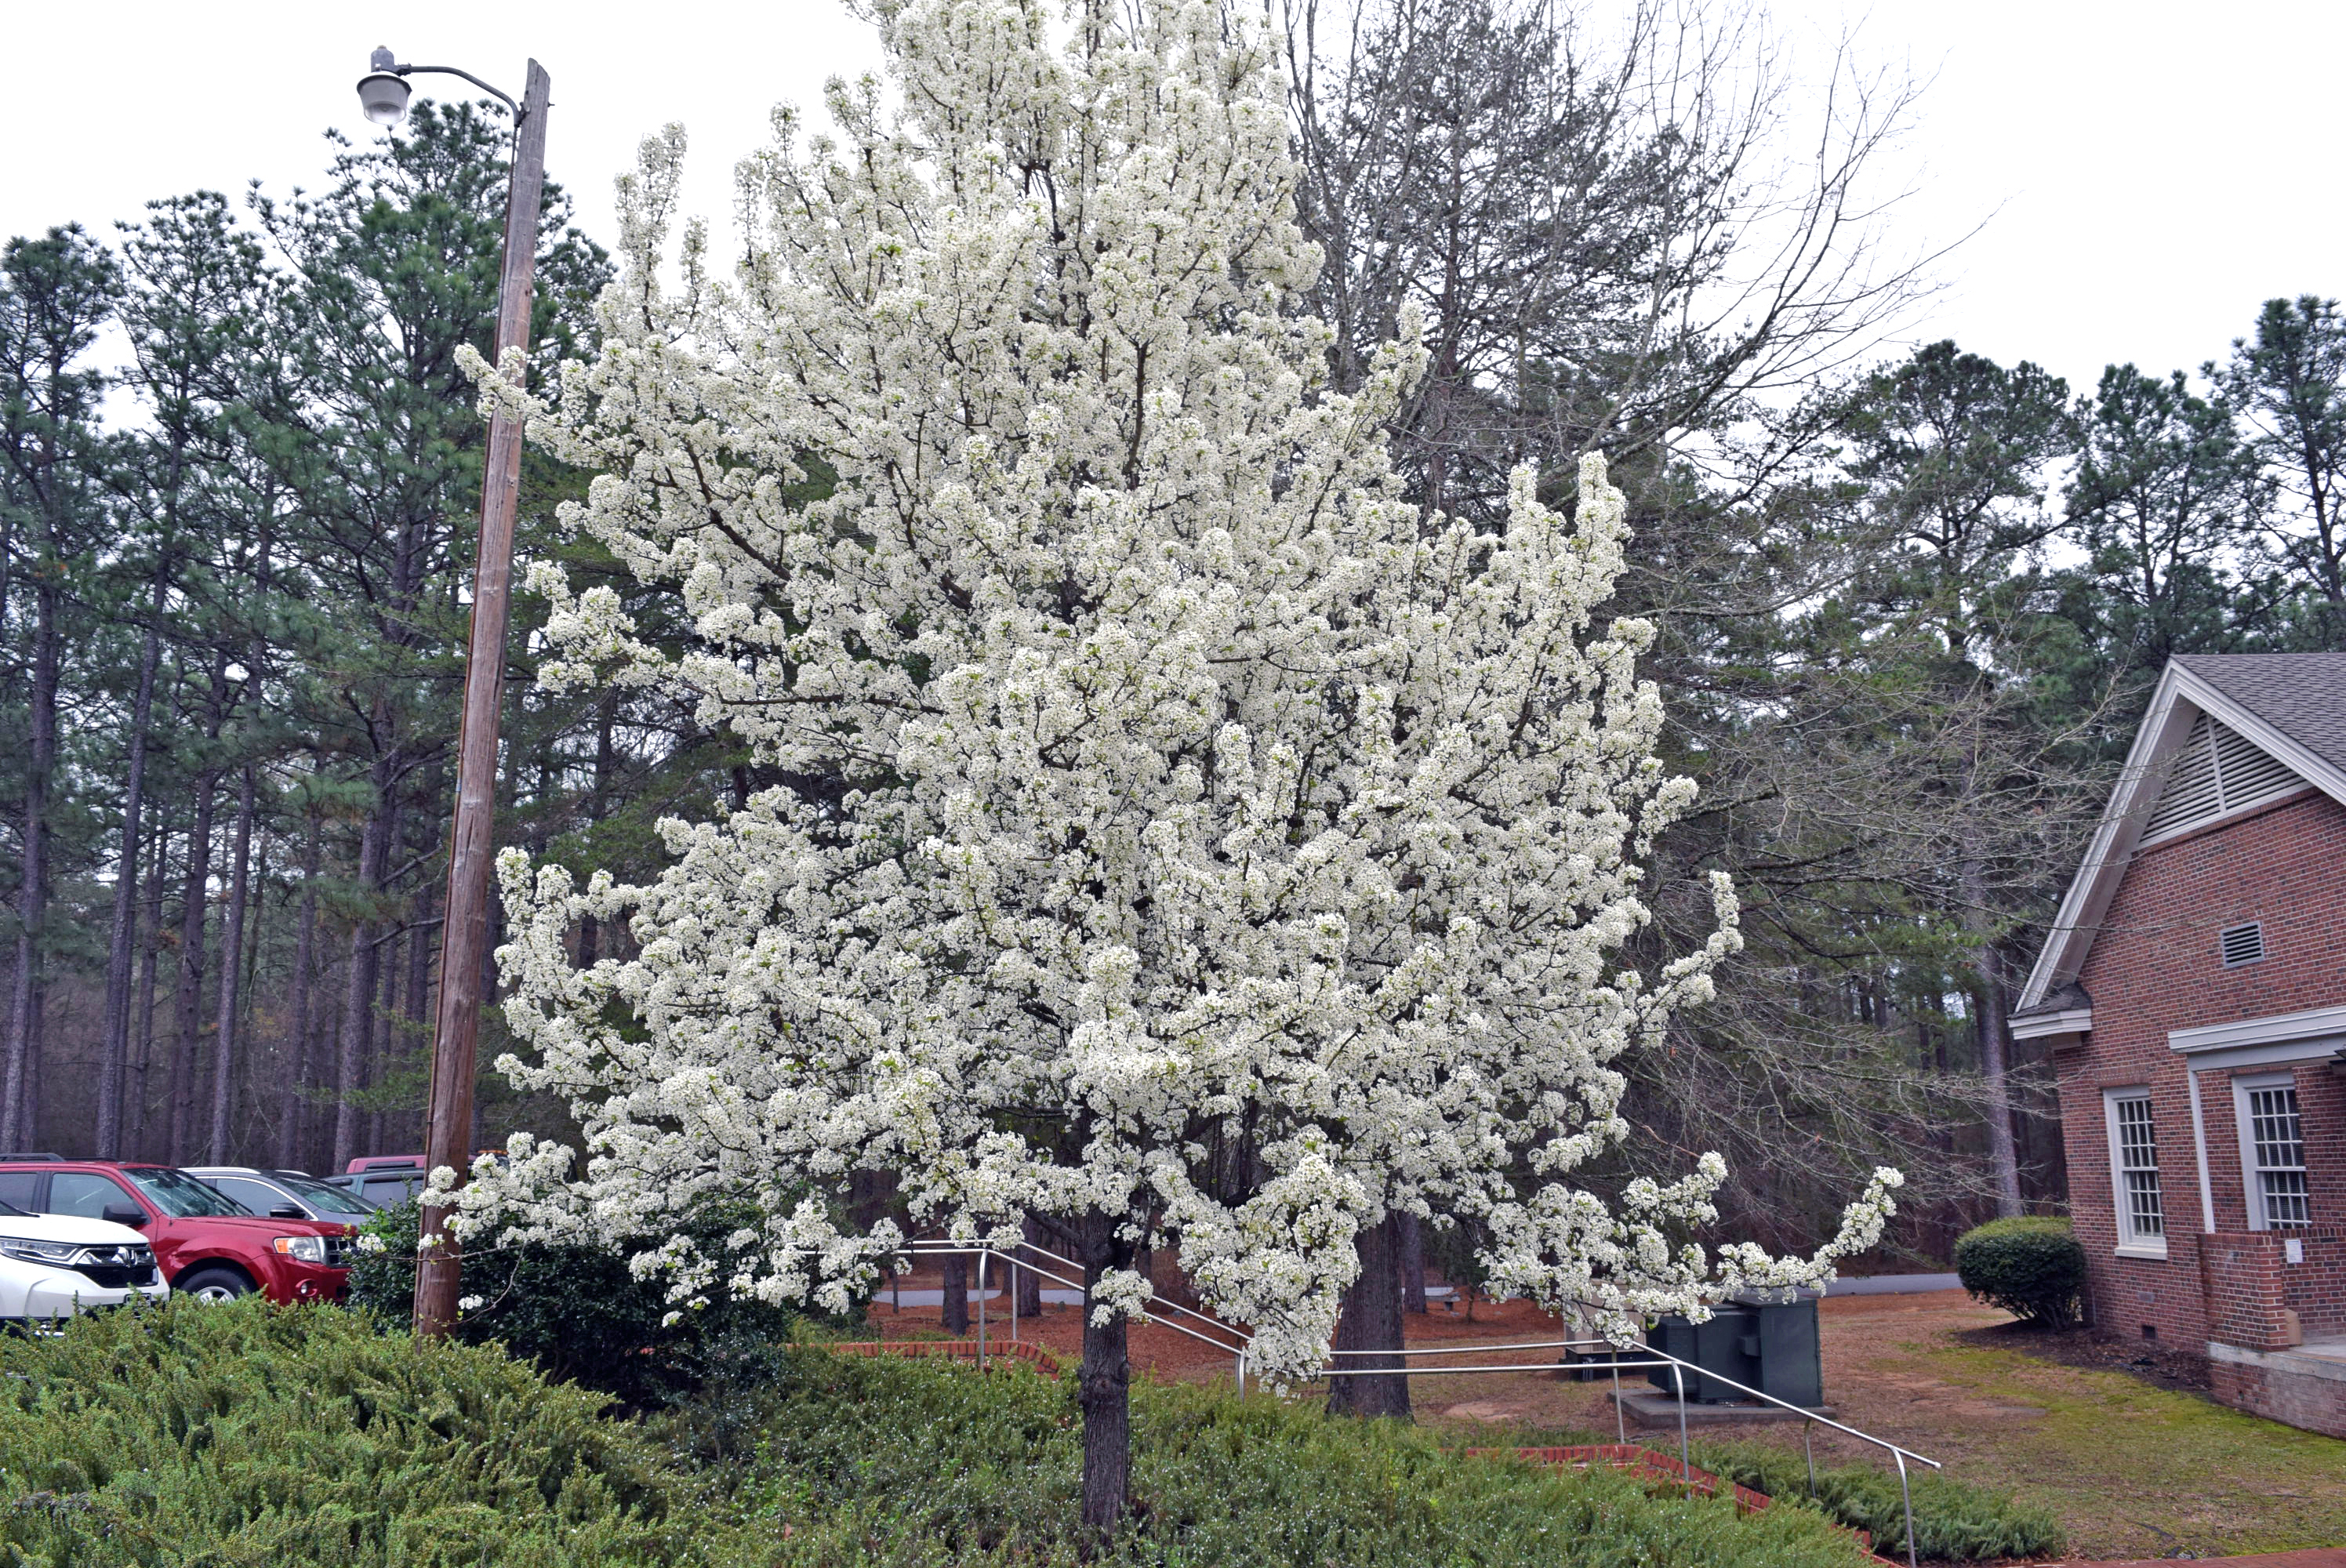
[2220,921,2267,967]
[2141,714,2308,841]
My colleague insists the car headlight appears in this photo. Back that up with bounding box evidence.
[273,1236,329,1264]
[0,1236,83,1266]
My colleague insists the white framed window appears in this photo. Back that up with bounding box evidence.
[2234,1074,2310,1229]
[2104,1088,2165,1254]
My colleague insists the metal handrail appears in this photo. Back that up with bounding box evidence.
[1319,1332,1936,1566]
[852,1242,1937,1567]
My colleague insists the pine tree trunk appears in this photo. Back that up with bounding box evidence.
[205,764,258,1162]
[20,989,40,1152]
[1961,852,2025,1218]
[166,773,220,1164]
[331,772,394,1171]
[129,805,171,1161]
[96,565,168,1157]
[1326,1213,1412,1420]
[1077,1213,1136,1542]
[278,808,323,1171]
[369,924,401,1153]
[0,559,60,1152]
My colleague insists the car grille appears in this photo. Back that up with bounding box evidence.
[323,1236,356,1269]
[69,1245,159,1290]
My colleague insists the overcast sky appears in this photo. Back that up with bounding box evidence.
[6,0,2337,397]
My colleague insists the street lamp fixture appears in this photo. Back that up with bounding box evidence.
[349,44,551,1341]
[355,45,524,127]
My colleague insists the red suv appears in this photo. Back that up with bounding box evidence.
[0,1159,355,1305]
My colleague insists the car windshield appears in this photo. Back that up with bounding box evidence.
[125,1167,253,1218]
[273,1172,375,1214]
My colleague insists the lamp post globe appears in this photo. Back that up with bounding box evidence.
[357,46,411,125]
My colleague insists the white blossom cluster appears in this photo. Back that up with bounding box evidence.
[461,0,1901,1377]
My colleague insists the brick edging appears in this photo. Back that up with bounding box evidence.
[815,1338,1065,1376]
[1469,1444,1900,1565]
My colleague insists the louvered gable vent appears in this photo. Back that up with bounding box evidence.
[2141,713,2309,841]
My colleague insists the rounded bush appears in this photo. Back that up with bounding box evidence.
[1952,1215,2085,1330]
[345,1199,838,1407]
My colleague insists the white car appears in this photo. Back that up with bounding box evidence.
[0,1200,168,1323]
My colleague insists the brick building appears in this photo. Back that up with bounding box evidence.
[2010,654,2346,1436]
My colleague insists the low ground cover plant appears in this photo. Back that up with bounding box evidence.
[704,1346,1879,1566]
[0,1299,744,1567]
[1691,1437,2066,1563]
[1,1303,1887,1567]
[1952,1217,2086,1330]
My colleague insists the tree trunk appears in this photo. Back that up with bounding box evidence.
[20,988,39,1153]
[1017,1214,1044,1317]
[941,1250,971,1335]
[205,764,257,1163]
[332,760,396,1171]
[0,555,60,1152]
[129,804,171,1161]
[1960,852,2025,1218]
[166,772,220,1164]
[1077,1213,1136,1542]
[96,564,168,1157]
[1326,1213,1412,1420]
[1399,1212,1427,1315]
[369,921,401,1152]
[278,807,323,1171]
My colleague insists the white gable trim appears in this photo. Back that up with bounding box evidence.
[2012,662,2346,1014]
[2010,1006,2093,1041]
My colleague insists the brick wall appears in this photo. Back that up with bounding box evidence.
[2060,789,2346,1349]
[2208,1356,2346,1439]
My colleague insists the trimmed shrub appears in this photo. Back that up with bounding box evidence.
[1694,1438,2066,1563]
[710,1347,1881,1566]
[0,1298,752,1567]
[1952,1215,2086,1330]
[345,1199,826,1408]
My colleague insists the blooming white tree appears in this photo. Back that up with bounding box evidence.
[463,0,1900,1528]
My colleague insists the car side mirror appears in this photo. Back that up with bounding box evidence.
[101,1205,147,1228]
[270,1205,306,1220]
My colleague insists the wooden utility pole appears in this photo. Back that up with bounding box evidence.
[414,58,550,1337]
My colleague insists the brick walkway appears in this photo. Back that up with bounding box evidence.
[2063,1552,2346,1567]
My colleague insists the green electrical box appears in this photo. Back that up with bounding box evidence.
[1643,1287,1822,1408]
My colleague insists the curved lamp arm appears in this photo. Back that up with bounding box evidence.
[369,48,522,119]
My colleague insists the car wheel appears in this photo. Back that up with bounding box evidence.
[175,1267,253,1304]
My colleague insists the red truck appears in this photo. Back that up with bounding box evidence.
[0,1158,355,1304]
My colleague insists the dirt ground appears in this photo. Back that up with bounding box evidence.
[863,1277,2346,1561]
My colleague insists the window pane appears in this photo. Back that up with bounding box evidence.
[209,1177,281,1211]
[49,1172,137,1219]
[124,1166,251,1218]
[2246,1087,2308,1229]
[2114,1097,2163,1239]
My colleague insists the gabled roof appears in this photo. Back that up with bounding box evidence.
[2013,655,2346,1015]
[2172,654,2346,775]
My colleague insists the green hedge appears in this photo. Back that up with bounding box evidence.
[717,1347,1880,1566]
[345,1200,823,1408]
[0,1299,748,1567]
[1694,1438,2065,1563]
[2,1304,1909,1567]
[1952,1215,2086,1330]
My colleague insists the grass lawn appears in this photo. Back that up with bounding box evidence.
[1846,1330,2346,1561]
[1404,1290,2346,1562]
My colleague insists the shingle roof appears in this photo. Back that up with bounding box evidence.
[2172,653,2346,775]
[2010,980,2090,1019]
